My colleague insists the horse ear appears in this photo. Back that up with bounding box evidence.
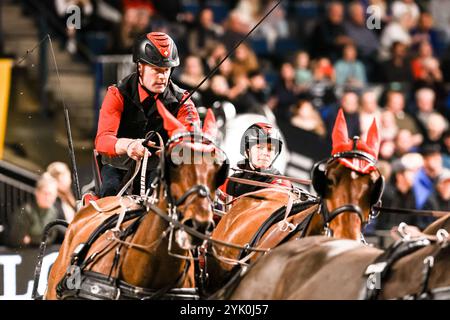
[365,118,380,159]
[155,99,187,137]
[332,109,349,151]
[202,109,218,138]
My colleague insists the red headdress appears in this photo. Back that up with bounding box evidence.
[331,109,380,174]
[156,100,218,153]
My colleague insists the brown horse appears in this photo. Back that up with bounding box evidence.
[45,105,227,299]
[228,214,450,300]
[203,109,384,295]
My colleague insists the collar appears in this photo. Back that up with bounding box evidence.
[138,83,154,103]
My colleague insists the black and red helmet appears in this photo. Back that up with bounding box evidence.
[132,32,180,68]
[240,123,283,157]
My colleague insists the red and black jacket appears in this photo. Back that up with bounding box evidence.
[95,72,199,170]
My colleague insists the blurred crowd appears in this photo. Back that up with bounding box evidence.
[4,162,76,247]
[24,0,450,234]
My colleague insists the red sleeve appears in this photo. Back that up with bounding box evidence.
[271,178,293,188]
[218,178,229,194]
[95,86,124,157]
[411,59,425,80]
[218,178,230,202]
[176,91,200,131]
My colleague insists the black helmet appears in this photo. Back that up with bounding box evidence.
[240,123,283,158]
[132,32,180,68]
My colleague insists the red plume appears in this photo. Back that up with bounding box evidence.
[331,109,350,154]
[155,99,187,137]
[202,109,218,138]
[365,118,380,159]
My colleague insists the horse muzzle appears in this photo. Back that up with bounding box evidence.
[175,218,215,249]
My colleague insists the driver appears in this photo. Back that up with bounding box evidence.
[219,123,292,198]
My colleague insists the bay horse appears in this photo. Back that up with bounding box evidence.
[203,109,385,296]
[44,102,228,299]
[228,214,450,300]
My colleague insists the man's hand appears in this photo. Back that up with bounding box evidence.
[126,139,155,161]
[115,138,156,160]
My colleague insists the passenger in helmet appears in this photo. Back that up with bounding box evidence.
[95,32,200,197]
[219,123,292,198]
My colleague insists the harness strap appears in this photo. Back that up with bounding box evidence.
[236,199,319,261]
[69,209,145,267]
[58,270,199,300]
[364,237,431,300]
[117,157,142,197]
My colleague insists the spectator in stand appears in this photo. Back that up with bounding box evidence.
[229,71,270,116]
[411,12,442,56]
[359,90,381,138]
[367,0,390,34]
[109,0,153,54]
[344,1,380,62]
[217,58,233,82]
[411,41,443,85]
[246,71,271,109]
[381,41,413,84]
[423,169,450,212]
[442,130,450,169]
[413,143,444,211]
[291,100,327,138]
[253,0,289,51]
[375,159,419,230]
[412,40,448,113]
[187,7,223,59]
[394,129,417,158]
[202,75,231,108]
[270,62,299,122]
[231,0,258,32]
[228,74,251,114]
[54,0,94,54]
[379,11,415,61]
[413,88,448,142]
[7,173,62,247]
[46,162,76,224]
[425,113,449,145]
[310,1,353,60]
[231,43,259,79]
[379,140,396,161]
[391,0,420,26]
[175,55,209,92]
[414,87,437,128]
[221,11,250,51]
[414,145,445,228]
[205,42,227,73]
[380,110,399,142]
[326,91,360,139]
[334,43,367,92]
[340,90,361,138]
[308,57,337,110]
[294,51,313,92]
[430,0,450,44]
[384,90,423,147]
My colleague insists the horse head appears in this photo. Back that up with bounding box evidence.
[157,101,228,248]
[312,109,384,240]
